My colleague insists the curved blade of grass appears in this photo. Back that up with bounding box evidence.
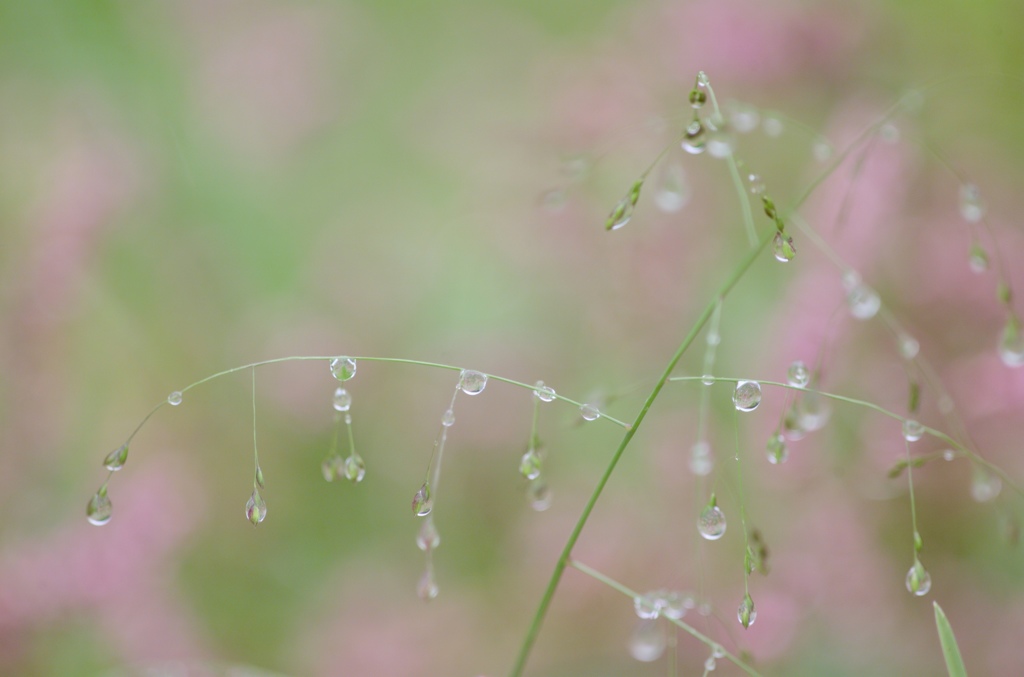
[934,602,968,677]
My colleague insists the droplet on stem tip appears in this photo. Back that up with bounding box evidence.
[329,357,357,381]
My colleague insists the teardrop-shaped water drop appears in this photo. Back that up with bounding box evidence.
[905,560,931,596]
[459,370,488,395]
[533,381,556,402]
[417,568,439,601]
[628,618,666,663]
[167,391,183,406]
[737,594,757,628]
[654,162,690,213]
[999,317,1024,368]
[812,138,832,162]
[689,440,713,476]
[579,403,600,421]
[528,478,552,511]
[746,173,765,195]
[959,183,985,223]
[329,356,356,381]
[701,374,714,386]
[689,85,707,109]
[732,380,762,412]
[103,444,129,472]
[698,503,727,540]
[344,454,366,483]
[704,656,717,672]
[332,387,352,412]
[441,408,455,427]
[847,283,881,320]
[902,419,924,442]
[899,334,920,360]
[605,196,634,231]
[634,592,661,620]
[321,455,342,482]
[969,245,989,274]
[86,487,112,526]
[682,119,707,154]
[970,465,1002,503]
[707,128,735,159]
[766,433,788,465]
[787,361,810,388]
[245,489,267,526]
[796,391,831,432]
[772,231,796,262]
[659,590,686,620]
[519,448,542,481]
[416,516,441,552]
[412,482,433,516]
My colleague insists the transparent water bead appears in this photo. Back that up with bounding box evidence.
[902,419,924,442]
[762,114,784,137]
[344,454,366,482]
[732,380,762,412]
[329,357,356,381]
[682,119,707,154]
[971,466,1002,503]
[580,403,601,421]
[846,283,881,320]
[245,489,267,526]
[712,644,725,659]
[969,245,989,274]
[701,374,715,386]
[783,406,806,441]
[999,317,1024,367]
[654,162,690,213]
[766,434,788,465]
[707,129,735,159]
[772,231,796,262]
[905,561,932,596]
[690,440,713,476]
[787,361,810,387]
[459,370,488,395]
[103,444,129,472]
[959,183,985,223]
[167,391,183,406]
[412,483,433,516]
[698,503,727,540]
[812,138,832,162]
[796,392,831,432]
[737,594,757,628]
[416,516,441,552]
[659,590,686,620]
[321,455,342,482]
[441,408,455,427]
[943,449,956,462]
[634,592,661,620]
[728,101,760,133]
[528,478,552,511]
[746,173,765,195]
[629,618,666,663]
[605,196,634,231]
[86,487,112,526]
[417,569,439,601]
[899,334,920,360]
[332,387,352,412]
[519,448,542,481]
[533,381,556,402]
[704,656,717,672]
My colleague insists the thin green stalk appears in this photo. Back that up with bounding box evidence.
[704,78,758,247]
[508,229,772,677]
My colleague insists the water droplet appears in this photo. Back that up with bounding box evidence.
[728,101,760,133]
[689,86,707,109]
[969,245,989,274]
[943,449,956,462]
[528,478,552,511]
[519,448,542,481]
[245,489,267,526]
[746,173,765,195]
[732,380,762,412]
[629,618,666,662]
[459,370,488,395]
[879,122,900,144]
[698,503,727,540]
[533,381,556,402]
[902,419,924,442]
[704,656,717,672]
[344,454,366,482]
[103,444,129,472]
[255,464,265,489]
[634,592,661,620]
[707,128,735,159]
[787,361,810,387]
[689,440,713,476]
[905,560,931,596]
[441,408,455,427]
[654,162,690,213]
[321,455,342,482]
[86,487,112,526]
[812,139,832,162]
[914,530,923,552]
[971,465,1002,503]
[701,374,715,386]
[706,328,721,346]
[417,568,439,601]
[330,357,356,381]
[416,516,441,552]
[999,317,1024,367]
[766,433,788,465]
[659,590,686,620]
[167,391,182,406]
[412,483,433,516]
[796,392,831,432]
[959,183,985,222]
[762,114,784,137]
[682,119,707,154]
[580,403,600,421]
[712,644,725,659]
[605,196,634,231]
[899,334,920,360]
[737,594,757,628]
[847,283,881,320]
[332,387,352,412]
[772,231,796,262]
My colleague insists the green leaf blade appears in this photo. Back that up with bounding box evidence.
[933,602,968,677]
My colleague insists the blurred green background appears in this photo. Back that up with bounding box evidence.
[2,0,1024,675]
